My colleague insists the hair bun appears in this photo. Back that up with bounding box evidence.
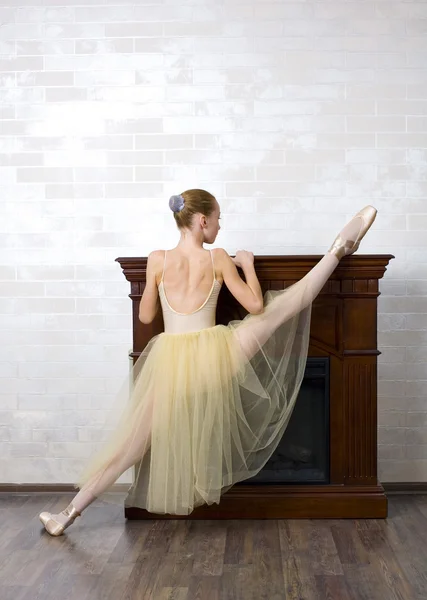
[169,194,185,213]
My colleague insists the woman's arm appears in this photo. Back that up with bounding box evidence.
[138,250,162,324]
[216,248,264,315]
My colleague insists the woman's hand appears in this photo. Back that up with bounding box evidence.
[232,250,255,269]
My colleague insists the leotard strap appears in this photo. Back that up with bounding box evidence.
[161,250,167,283]
[210,249,216,282]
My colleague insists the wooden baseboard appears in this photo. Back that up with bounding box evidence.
[0,483,129,494]
[383,483,427,494]
[0,482,425,505]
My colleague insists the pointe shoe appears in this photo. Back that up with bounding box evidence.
[328,205,377,260]
[39,503,81,537]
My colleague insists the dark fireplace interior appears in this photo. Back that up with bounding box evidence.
[240,357,330,485]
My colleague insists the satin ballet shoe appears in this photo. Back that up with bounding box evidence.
[39,503,81,537]
[328,205,377,260]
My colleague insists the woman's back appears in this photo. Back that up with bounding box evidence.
[159,248,222,315]
[158,248,223,334]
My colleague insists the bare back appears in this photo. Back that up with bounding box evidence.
[139,246,263,325]
[158,248,223,315]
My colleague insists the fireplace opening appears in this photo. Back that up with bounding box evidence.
[240,357,330,485]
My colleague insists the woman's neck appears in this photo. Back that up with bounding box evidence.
[176,229,205,254]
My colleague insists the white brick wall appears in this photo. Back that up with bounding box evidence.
[1,0,426,485]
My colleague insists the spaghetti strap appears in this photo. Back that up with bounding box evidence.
[210,249,216,282]
[161,250,167,282]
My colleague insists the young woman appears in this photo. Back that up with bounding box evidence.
[40,189,377,535]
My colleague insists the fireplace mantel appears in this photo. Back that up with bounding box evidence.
[116,254,394,519]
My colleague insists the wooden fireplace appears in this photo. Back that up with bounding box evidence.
[116,254,393,519]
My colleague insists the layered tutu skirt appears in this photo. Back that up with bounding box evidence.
[76,284,312,515]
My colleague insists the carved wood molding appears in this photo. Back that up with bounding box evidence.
[116,254,394,288]
[344,360,378,484]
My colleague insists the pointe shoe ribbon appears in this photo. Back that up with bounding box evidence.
[39,503,81,537]
[328,205,377,260]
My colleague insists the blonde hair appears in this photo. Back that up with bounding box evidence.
[169,189,216,230]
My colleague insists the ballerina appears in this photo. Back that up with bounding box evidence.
[40,189,376,535]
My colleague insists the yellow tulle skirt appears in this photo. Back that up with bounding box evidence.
[76,285,312,516]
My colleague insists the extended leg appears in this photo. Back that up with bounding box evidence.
[234,253,337,361]
[234,206,377,361]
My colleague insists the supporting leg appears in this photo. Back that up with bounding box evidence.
[73,416,153,512]
[40,396,154,535]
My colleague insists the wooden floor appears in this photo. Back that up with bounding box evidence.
[0,494,426,600]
